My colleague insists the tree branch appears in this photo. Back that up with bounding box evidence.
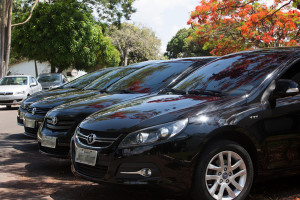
[260,0,293,22]
[11,0,39,27]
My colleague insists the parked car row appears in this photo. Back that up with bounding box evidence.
[0,73,70,108]
[0,75,42,108]
[37,73,69,90]
[14,47,300,200]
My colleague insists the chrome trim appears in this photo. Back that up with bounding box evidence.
[46,124,72,130]
[75,130,120,150]
[120,168,152,177]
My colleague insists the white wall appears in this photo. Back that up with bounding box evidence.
[8,61,51,77]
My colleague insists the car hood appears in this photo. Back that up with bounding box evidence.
[80,94,243,134]
[47,93,149,120]
[30,90,100,109]
[23,88,79,106]
[0,85,28,92]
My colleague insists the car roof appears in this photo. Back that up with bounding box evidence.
[229,46,300,56]
[3,75,31,78]
[123,60,165,69]
[38,73,62,76]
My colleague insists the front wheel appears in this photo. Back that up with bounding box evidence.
[192,140,254,200]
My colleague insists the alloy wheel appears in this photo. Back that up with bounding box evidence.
[205,151,247,200]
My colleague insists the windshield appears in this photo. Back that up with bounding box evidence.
[107,61,195,93]
[64,68,113,89]
[37,74,61,83]
[84,68,138,90]
[173,52,288,96]
[0,77,28,85]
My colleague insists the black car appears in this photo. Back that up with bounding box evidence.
[71,47,300,200]
[37,57,217,158]
[17,68,113,125]
[37,73,69,90]
[22,63,152,138]
[18,60,159,126]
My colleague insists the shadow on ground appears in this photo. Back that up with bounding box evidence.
[0,107,18,111]
[0,132,299,200]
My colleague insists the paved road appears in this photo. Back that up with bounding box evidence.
[0,107,299,200]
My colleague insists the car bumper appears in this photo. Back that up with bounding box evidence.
[17,107,27,126]
[37,127,73,158]
[23,114,45,138]
[0,94,26,105]
[71,137,195,192]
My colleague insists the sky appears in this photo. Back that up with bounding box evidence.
[129,0,200,53]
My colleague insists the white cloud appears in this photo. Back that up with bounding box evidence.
[129,0,199,53]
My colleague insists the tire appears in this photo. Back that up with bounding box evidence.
[192,140,254,200]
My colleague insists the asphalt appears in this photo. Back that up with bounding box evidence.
[0,106,299,200]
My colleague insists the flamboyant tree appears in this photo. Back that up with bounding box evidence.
[188,0,300,56]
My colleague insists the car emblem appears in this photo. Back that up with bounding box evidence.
[87,134,96,144]
[32,108,36,115]
[52,117,58,125]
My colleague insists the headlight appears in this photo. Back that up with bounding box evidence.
[118,118,188,148]
[15,91,25,95]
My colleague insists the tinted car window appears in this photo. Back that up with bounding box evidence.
[37,74,61,83]
[0,77,28,85]
[107,61,194,93]
[84,68,137,90]
[64,69,113,89]
[174,53,288,96]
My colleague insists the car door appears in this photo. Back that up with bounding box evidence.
[259,60,300,171]
[30,77,40,93]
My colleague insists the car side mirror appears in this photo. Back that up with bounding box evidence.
[30,82,37,87]
[272,79,299,99]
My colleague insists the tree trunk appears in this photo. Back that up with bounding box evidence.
[34,60,38,77]
[0,0,12,78]
[123,48,129,66]
[57,67,63,73]
[51,65,56,73]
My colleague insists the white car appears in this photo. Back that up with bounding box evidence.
[0,75,42,108]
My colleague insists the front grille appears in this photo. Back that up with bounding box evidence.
[75,128,121,149]
[27,107,50,114]
[76,163,108,179]
[0,100,13,103]
[46,118,74,131]
[39,143,70,157]
[0,92,13,95]
[24,127,38,137]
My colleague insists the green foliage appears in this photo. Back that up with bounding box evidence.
[293,0,300,8]
[83,0,136,26]
[11,0,120,72]
[96,36,120,68]
[12,0,33,24]
[109,23,162,66]
[165,28,211,59]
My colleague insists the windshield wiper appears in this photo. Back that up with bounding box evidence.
[188,89,225,97]
[99,89,108,93]
[168,89,188,95]
[111,89,139,94]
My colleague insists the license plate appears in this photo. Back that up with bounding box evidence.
[75,147,97,166]
[20,111,24,120]
[24,118,36,128]
[41,136,57,148]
